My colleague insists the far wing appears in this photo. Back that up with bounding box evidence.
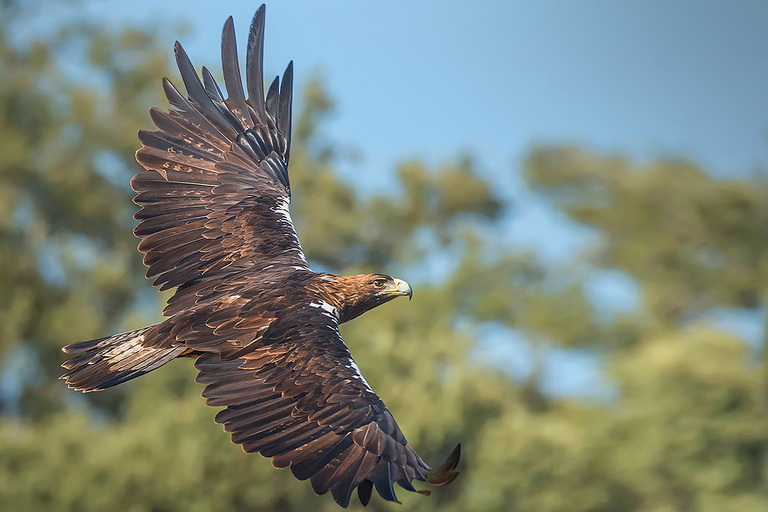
[193,303,460,507]
[132,5,306,300]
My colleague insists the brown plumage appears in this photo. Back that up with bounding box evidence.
[61,4,460,508]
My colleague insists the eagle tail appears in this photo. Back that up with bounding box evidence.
[61,326,185,392]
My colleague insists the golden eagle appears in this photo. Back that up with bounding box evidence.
[61,4,460,508]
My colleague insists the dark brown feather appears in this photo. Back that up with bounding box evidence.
[61,5,460,508]
[182,273,448,506]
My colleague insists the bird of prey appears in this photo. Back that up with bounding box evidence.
[61,4,460,508]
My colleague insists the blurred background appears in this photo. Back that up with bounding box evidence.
[2,0,768,510]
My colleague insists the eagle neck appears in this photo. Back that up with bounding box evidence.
[312,273,369,324]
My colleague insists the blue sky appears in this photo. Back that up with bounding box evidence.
[72,0,768,173]
[24,0,768,395]
[71,0,768,259]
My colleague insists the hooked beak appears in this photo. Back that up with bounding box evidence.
[382,278,413,300]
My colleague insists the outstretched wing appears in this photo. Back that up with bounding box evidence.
[192,302,460,507]
[132,5,306,299]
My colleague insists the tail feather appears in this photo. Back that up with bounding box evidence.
[61,326,185,392]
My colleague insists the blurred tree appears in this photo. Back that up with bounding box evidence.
[524,146,768,511]
[1,1,767,511]
[525,146,768,325]
[0,0,173,417]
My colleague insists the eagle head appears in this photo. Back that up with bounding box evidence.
[329,274,412,323]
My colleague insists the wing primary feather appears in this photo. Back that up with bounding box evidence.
[235,133,266,161]
[357,480,373,507]
[245,4,268,123]
[310,442,355,492]
[290,434,354,482]
[278,432,339,472]
[331,448,373,507]
[161,78,227,142]
[221,16,251,128]
[373,461,400,503]
[202,65,245,133]
[174,42,237,139]
[261,152,290,191]
[265,75,280,122]
[201,66,225,102]
[146,108,226,155]
[138,130,217,162]
[327,447,366,506]
[278,61,293,161]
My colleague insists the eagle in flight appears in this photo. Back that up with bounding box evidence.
[61,4,460,508]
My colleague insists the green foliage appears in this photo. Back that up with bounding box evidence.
[1,2,767,511]
[525,146,768,322]
[0,1,175,417]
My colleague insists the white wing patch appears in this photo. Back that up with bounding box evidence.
[272,196,295,225]
[347,358,374,393]
[310,300,339,320]
[271,196,308,264]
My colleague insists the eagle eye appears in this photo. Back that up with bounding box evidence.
[372,278,386,288]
